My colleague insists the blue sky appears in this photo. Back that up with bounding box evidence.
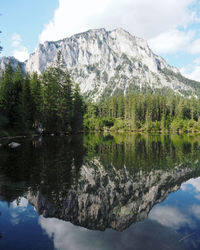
[1,0,200,81]
[1,0,58,60]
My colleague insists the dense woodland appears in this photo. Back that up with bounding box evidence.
[84,93,200,133]
[0,57,84,136]
[1,58,200,135]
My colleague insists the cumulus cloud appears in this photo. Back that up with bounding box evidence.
[181,177,200,192]
[181,65,200,81]
[12,33,22,47]
[39,217,113,250]
[180,55,200,81]
[39,0,197,43]
[39,216,180,250]
[191,205,200,219]
[188,38,200,54]
[149,205,191,229]
[148,29,195,54]
[11,33,29,62]
[194,57,200,64]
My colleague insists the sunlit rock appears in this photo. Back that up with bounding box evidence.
[27,159,199,231]
[0,28,196,101]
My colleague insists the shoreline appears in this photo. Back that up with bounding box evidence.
[1,129,200,141]
[0,134,40,141]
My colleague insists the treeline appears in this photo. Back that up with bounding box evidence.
[0,59,84,135]
[84,94,200,132]
[2,58,200,135]
[84,133,200,171]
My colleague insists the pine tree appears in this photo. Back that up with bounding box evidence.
[42,66,60,132]
[30,72,43,128]
[20,74,33,129]
[12,64,24,128]
[0,62,15,127]
[72,83,84,133]
[61,72,73,132]
[42,52,74,133]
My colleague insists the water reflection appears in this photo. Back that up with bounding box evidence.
[0,133,200,249]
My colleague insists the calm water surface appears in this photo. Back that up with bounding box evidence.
[0,133,200,250]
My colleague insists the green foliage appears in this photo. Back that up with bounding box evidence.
[0,56,85,135]
[30,72,43,127]
[72,84,84,133]
[2,57,200,135]
[84,93,200,133]
[0,62,18,128]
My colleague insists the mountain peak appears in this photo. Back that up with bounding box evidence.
[1,28,199,100]
[112,27,130,34]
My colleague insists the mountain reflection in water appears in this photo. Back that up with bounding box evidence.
[0,133,200,249]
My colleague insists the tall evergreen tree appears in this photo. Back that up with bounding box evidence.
[0,63,15,128]
[72,83,84,133]
[42,52,74,133]
[30,72,43,128]
[12,64,24,128]
[61,73,73,132]
[42,66,60,131]
[20,74,33,129]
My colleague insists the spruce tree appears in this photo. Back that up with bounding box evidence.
[62,73,73,132]
[30,72,43,128]
[20,74,33,129]
[0,62,15,128]
[72,83,84,133]
[42,66,60,132]
[12,64,24,128]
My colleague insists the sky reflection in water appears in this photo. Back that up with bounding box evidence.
[0,134,200,249]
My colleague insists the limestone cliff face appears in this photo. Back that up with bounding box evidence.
[27,159,198,231]
[0,56,25,72]
[0,28,198,100]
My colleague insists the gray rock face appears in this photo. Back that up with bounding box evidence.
[0,56,25,72]
[0,28,199,100]
[27,159,198,231]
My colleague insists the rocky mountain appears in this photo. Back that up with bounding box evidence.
[27,158,199,231]
[0,56,24,73]
[1,135,200,231]
[1,28,200,100]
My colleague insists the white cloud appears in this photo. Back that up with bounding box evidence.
[181,65,200,81]
[180,56,200,81]
[149,205,191,229]
[148,29,195,54]
[12,47,29,62]
[188,38,200,54]
[10,211,21,225]
[11,33,22,47]
[194,57,200,64]
[181,177,200,192]
[11,33,29,62]
[191,205,200,219]
[39,0,197,43]
[39,217,108,250]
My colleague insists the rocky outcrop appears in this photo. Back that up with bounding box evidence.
[0,28,199,100]
[0,56,25,72]
[27,159,199,231]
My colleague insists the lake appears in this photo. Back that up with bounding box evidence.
[0,133,200,250]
